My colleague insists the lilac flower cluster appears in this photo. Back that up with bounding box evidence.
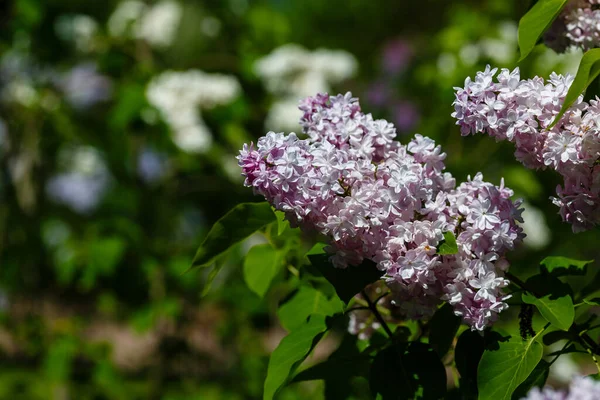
[452,66,600,232]
[545,0,600,53]
[521,376,600,400]
[238,92,524,330]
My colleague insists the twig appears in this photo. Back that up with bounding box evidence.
[362,290,394,338]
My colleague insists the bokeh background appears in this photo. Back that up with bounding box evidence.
[1,0,600,398]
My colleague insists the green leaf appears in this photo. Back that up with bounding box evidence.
[263,315,328,400]
[191,202,276,268]
[512,360,550,400]
[200,253,229,297]
[370,342,447,400]
[455,330,485,399]
[478,336,544,400]
[429,303,461,358]
[273,210,290,236]
[243,243,284,298]
[277,286,343,331]
[438,231,458,255]
[305,242,327,257]
[518,0,569,61]
[307,254,383,304]
[540,256,594,276]
[549,49,600,128]
[543,330,576,346]
[522,275,574,331]
[292,335,369,398]
[584,297,600,306]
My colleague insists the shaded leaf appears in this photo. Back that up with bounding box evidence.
[540,256,593,276]
[518,0,569,61]
[274,209,290,236]
[263,315,328,400]
[478,336,543,400]
[522,275,574,331]
[243,243,284,298]
[550,49,600,128]
[512,360,550,400]
[191,202,275,268]
[455,330,485,399]
[370,342,446,400]
[543,330,575,346]
[292,335,370,400]
[277,286,343,332]
[438,231,458,255]
[308,254,383,304]
[429,303,461,358]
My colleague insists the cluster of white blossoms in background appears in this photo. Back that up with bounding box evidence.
[452,65,600,232]
[545,0,600,52]
[108,0,182,49]
[146,70,241,153]
[521,375,600,400]
[238,92,524,330]
[46,146,111,214]
[255,44,357,132]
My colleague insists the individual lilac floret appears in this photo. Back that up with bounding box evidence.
[452,66,600,232]
[239,92,524,330]
[545,0,600,52]
[521,375,600,400]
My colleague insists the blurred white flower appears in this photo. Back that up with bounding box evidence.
[255,44,357,131]
[436,52,457,76]
[46,146,111,214]
[520,203,552,249]
[55,14,98,52]
[108,0,182,48]
[59,63,112,109]
[135,1,182,48]
[146,70,241,153]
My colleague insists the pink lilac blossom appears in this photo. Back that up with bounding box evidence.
[520,375,600,400]
[453,66,600,231]
[453,65,600,232]
[238,92,524,330]
[544,0,600,52]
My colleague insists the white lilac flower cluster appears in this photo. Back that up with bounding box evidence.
[521,376,600,400]
[545,0,600,53]
[238,92,524,330]
[255,44,357,132]
[146,70,241,153]
[452,65,600,232]
[108,0,182,49]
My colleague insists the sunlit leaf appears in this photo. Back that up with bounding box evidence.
[191,202,275,269]
[478,336,543,400]
[512,360,550,400]
[243,243,284,298]
[263,315,328,400]
[522,275,574,331]
[277,286,343,331]
[540,256,593,276]
[549,49,600,128]
[518,0,569,61]
[438,231,458,255]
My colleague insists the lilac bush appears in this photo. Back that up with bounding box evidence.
[238,92,524,330]
[521,376,600,400]
[545,0,600,53]
[452,65,600,232]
